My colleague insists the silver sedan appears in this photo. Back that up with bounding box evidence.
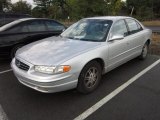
[11,16,152,94]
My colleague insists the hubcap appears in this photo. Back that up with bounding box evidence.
[142,45,148,58]
[84,67,99,88]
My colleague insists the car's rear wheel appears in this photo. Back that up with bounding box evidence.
[11,44,23,58]
[77,61,102,94]
[139,43,148,60]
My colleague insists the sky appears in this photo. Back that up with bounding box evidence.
[11,0,126,7]
[11,0,126,5]
[11,0,35,6]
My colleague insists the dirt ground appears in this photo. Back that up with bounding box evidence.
[150,33,160,55]
[143,21,160,27]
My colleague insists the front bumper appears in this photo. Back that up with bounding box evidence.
[11,58,78,93]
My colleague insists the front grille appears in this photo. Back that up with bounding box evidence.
[15,59,30,71]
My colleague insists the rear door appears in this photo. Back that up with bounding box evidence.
[26,20,49,42]
[125,19,145,56]
[0,22,29,46]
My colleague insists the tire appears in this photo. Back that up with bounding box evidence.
[139,43,148,60]
[77,61,102,94]
[11,44,23,58]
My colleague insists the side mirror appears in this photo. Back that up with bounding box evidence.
[108,34,124,41]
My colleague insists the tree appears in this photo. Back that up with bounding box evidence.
[33,0,125,20]
[0,0,11,12]
[67,0,79,20]
[33,0,52,17]
[110,0,123,15]
[67,0,124,20]
[67,0,107,20]
[32,6,43,17]
[152,0,160,18]
[53,0,69,19]
[11,0,32,14]
[126,0,154,20]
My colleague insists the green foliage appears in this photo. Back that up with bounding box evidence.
[32,6,41,17]
[153,0,160,18]
[32,0,124,20]
[33,0,69,19]
[67,0,123,20]
[11,0,32,14]
[126,0,160,20]
[111,0,123,15]
[52,0,69,19]
[0,0,11,12]
[33,0,52,17]
[1,0,160,21]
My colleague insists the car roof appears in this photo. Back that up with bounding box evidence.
[15,18,57,22]
[86,16,133,22]
[7,18,57,23]
[0,18,59,32]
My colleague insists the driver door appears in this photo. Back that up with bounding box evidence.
[107,19,129,71]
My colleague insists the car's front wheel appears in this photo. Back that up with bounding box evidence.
[139,43,149,60]
[77,61,102,94]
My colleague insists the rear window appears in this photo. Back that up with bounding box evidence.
[126,19,142,34]
[45,21,65,31]
[27,21,47,32]
[6,23,29,33]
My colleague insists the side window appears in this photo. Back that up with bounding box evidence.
[110,20,128,38]
[27,21,46,32]
[45,21,65,31]
[136,22,143,31]
[6,23,29,33]
[126,19,140,34]
[21,24,29,32]
[6,26,21,33]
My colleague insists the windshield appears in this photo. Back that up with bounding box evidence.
[61,19,113,42]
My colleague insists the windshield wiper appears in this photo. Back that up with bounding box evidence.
[59,35,74,39]
[66,36,74,39]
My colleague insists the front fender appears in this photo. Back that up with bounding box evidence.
[61,44,109,78]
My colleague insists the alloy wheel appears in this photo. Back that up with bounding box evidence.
[84,67,99,88]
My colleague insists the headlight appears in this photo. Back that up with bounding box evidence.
[34,65,71,74]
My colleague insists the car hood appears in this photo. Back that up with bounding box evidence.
[16,36,101,65]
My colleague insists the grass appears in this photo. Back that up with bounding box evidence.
[142,21,160,26]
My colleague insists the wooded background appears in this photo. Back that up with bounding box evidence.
[0,0,160,21]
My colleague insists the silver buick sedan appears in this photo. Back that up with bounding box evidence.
[11,16,152,94]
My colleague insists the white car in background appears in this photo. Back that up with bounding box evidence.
[11,16,152,94]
